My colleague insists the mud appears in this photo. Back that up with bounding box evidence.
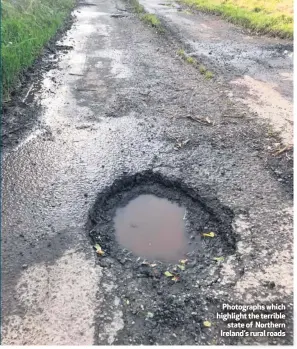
[1,0,293,345]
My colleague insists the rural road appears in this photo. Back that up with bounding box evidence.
[1,0,293,345]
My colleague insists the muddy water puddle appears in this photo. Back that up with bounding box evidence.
[114,194,189,262]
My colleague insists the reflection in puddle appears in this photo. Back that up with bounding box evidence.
[114,194,188,262]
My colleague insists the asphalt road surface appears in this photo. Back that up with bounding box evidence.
[1,0,293,345]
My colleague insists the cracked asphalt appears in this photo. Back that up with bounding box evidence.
[1,0,293,345]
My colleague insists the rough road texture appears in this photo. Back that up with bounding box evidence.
[140,0,293,145]
[1,0,293,345]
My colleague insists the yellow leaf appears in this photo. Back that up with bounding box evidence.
[203,232,215,238]
[177,264,185,271]
[172,276,180,282]
[94,244,105,256]
[180,259,188,264]
[203,320,211,327]
[213,256,224,262]
[164,271,173,277]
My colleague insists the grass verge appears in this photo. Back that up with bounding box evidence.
[179,0,293,38]
[141,13,161,28]
[177,49,214,79]
[130,0,163,31]
[1,0,76,98]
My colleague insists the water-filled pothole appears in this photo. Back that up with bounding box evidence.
[88,170,235,265]
[114,194,190,262]
[88,171,237,345]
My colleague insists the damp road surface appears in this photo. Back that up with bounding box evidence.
[139,0,293,145]
[1,0,293,345]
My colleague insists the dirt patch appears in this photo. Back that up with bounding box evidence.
[230,76,293,145]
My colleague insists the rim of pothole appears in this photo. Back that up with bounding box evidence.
[88,170,236,266]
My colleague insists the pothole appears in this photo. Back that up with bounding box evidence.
[88,170,237,345]
[89,170,235,263]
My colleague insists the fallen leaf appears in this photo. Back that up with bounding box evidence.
[177,265,185,271]
[126,299,130,305]
[203,232,215,238]
[150,263,157,267]
[164,271,173,277]
[203,320,211,327]
[94,244,104,256]
[172,276,180,282]
[180,259,188,264]
[147,312,154,318]
[205,116,212,124]
[213,257,224,262]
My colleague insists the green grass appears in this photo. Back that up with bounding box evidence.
[199,64,207,73]
[205,70,214,79]
[177,48,186,58]
[177,49,196,64]
[141,13,161,28]
[179,0,293,38]
[131,0,145,14]
[198,64,214,79]
[177,49,214,79]
[130,0,163,31]
[1,0,76,98]
[186,56,195,64]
